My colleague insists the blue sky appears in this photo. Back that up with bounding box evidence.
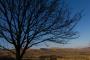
[0,0,90,49]
[67,0,90,48]
[60,0,90,48]
[32,0,90,48]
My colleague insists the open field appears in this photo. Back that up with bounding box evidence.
[25,48,90,60]
[1,47,90,60]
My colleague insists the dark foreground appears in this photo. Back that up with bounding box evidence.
[0,56,15,60]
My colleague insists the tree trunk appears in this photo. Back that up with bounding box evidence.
[16,48,22,60]
[16,54,21,60]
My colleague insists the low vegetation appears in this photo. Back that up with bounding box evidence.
[1,48,90,60]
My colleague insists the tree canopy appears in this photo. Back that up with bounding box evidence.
[0,0,81,60]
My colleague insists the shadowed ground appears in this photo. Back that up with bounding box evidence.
[0,56,15,60]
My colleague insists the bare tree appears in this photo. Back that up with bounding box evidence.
[0,0,81,60]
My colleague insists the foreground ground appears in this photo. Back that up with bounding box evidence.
[0,47,90,60]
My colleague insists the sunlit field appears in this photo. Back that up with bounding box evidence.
[23,48,90,60]
[1,48,90,60]
[57,55,90,60]
[56,48,90,60]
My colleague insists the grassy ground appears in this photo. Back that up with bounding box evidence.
[56,48,90,60]
[57,55,90,60]
[24,48,90,60]
[1,48,90,60]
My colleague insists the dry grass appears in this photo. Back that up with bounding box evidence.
[1,48,90,60]
[24,48,90,60]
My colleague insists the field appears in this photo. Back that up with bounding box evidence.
[0,47,90,60]
[23,47,90,60]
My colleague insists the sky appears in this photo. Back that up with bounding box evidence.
[66,0,90,48]
[0,0,90,49]
[32,0,90,48]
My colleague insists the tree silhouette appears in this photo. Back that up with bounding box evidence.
[0,0,82,60]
